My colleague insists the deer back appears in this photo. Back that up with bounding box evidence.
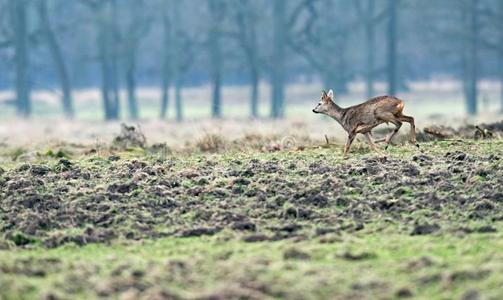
[341,96,403,132]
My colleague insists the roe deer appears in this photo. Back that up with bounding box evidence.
[312,89,418,156]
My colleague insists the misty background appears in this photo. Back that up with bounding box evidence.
[0,0,502,122]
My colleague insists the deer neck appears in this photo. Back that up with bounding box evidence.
[326,101,345,124]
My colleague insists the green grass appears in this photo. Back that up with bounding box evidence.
[1,138,503,299]
[2,228,503,299]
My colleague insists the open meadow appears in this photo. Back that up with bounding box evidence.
[1,85,503,298]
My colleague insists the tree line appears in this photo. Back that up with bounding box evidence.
[0,0,502,120]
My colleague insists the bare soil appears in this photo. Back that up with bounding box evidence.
[1,139,502,249]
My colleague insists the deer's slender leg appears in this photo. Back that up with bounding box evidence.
[364,132,383,154]
[355,124,377,134]
[384,121,402,149]
[368,131,385,143]
[398,115,419,147]
[376,112,402,149]
[343,133,356,157]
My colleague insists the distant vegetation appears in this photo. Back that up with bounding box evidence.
[0,0,502,120]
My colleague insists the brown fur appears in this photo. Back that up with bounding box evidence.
[312,90,418,156]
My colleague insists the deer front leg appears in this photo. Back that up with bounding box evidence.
[364,133,383,154]
[343,133,356,158]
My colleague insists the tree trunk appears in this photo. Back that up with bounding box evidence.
[109,0,120,119]
[463,0,478,115]
[235,0,260,118]
[10,0,31,117]
[160,64,170,119]
[160,6,172,119]
[173,1,183,122]
[211,71,222,118]
[82,0,119,120]
[123,1,148,120]
[500,54,503,113]
[386,0,397,96]
[38,0,74,118]
[271,0,286,118]
[125,57,139,120]
[160,0,182,120]
[98,30,113,120]
[97,5,115,120]
[364,0,375,98]
[498,2,503,113]
[175,77,183,122]
[365,24,375,98]
[248,51,259,119]
[250,68,259,118]
[208,0,223,118]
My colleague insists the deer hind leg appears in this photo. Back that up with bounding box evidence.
[377,112,402,149]
[398,115,419,147]
[384,121,402,149]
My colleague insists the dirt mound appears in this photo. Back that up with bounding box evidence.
[113,123,147,149]
[421,121,503,141]
[1,140,502,248]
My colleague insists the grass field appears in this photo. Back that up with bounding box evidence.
[1,131,503,299]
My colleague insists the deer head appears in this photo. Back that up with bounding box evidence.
[312,89,335,114]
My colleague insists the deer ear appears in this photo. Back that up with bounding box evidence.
[327,89,334,100]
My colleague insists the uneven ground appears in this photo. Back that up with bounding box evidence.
[1,126,503,299]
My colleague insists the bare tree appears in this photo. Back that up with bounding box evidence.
[8,0,31,117]
[37,0,74,118]
[499,0,503,112]
[207,0,226,118]
[462,0,479,115]
[475,0,503,112]
[81,0,120,120]
[121,0,151,120]
[229,0,262,118]
[386,0,397,95]
[159,0,195,122]
[271,0,286,118]
[289,0,352,97]
[497,0,503,112]
[160,0,174,120]
[109,0,121,119]
[480,0,503,112]
[420,0,482,115]
[354,0,385,98]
